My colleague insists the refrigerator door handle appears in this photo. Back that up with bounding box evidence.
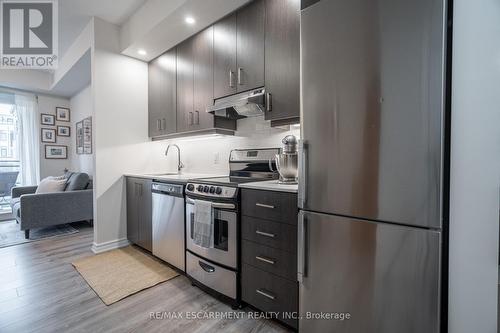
[298,140,307,209]
[298,210,307,283]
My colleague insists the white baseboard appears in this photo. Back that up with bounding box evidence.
[91,238,130,254]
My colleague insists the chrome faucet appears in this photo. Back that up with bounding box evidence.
[165,144,184,173]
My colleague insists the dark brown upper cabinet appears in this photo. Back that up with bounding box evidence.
[147,0,299,139]
[213,13,237,99]
[177,30,237,134]
[213,0,265,100]
[148,48,177,137]
[176,38,194,133]
[236,0,265,92]
[193,26,215,130]
[265,0,300,124]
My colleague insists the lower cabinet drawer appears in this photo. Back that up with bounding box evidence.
[242,215,297,253]
[242,263,298,329]
[242,240,296,281]
[241,189,298,224]
[186,251,237,299]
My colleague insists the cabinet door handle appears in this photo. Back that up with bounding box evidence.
[195,111,199,125]
[238,67,243,85]
[161,118,166,130]
[256,203,275,209]
[255,256,275,265]
[266,93,272,112]
[256,288,276,300]
[156,119,161,131]
[229,70,234,87]
[255,230,275,238]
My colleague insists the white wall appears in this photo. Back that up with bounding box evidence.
[37,95,72,179]
[92,17,151,249]
[448,0,500,331]
[69,85,93,176]
[0,70,52,93]
[52,21,93,88]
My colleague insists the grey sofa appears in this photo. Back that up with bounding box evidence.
[10,172,93,239]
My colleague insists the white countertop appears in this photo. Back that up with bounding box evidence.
[239,180,298,193]
[124,173,224,183]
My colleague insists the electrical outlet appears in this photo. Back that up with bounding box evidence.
[214,152,220,164]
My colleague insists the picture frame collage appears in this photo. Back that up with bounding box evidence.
[41,107,70,159]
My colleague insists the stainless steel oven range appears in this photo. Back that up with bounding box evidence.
[185,148,279,307]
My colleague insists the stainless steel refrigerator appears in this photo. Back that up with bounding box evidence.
[298,0,447,332]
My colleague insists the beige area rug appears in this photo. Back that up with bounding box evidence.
[72,246,179,305]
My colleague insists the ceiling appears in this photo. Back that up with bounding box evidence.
[1,0,250,97]
[59,0,146,57]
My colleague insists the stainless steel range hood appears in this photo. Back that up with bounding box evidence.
[206,87,265,119]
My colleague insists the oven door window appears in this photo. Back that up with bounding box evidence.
[190,210,229,251]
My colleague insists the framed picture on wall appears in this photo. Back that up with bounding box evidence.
[76,117,92,154]
[56,107,70,122]
[41,114,55,126]
[41,128,56,143]
[45,145,67,159]
[57,125,70,137]
[76,121,83,154]
[83,117,92,154]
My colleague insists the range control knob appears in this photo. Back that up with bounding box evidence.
[197,185,203,192]
[186,184,194,191]
[215,187,223,195]
[209,186,215,194]
[203,186,209,193]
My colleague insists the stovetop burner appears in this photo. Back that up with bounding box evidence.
[186,148,280,199]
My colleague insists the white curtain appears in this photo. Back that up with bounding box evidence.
[15,94,40,186]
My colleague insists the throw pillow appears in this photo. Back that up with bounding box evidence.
[36,176,67,194]
[65,173,90,191]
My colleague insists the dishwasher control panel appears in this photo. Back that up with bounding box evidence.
[152,183,184,196]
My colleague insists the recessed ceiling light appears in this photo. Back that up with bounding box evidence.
[138,49,147,56]
[185,16,196,25]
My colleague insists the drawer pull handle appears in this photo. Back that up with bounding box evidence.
[199,261,215,273]
[255,230,275,238]
[256,256,275,265]
[256,288,276,300]
[255,203,275,209]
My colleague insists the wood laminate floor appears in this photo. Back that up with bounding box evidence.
[0,222,291,333]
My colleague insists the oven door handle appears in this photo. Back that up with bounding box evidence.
[186,198,236,210]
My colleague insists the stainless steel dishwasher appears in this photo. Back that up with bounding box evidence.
[152,182,185,272]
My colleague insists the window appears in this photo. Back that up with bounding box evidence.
[0,104,18,162]
[0,101,19,215]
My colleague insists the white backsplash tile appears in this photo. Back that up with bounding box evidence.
[144,116,300,175]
